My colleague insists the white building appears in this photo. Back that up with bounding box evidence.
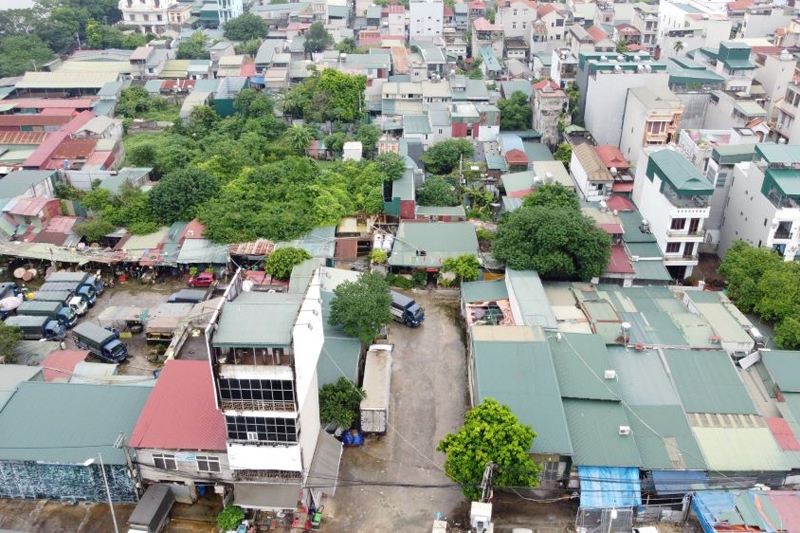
[720,144,800,261]
[694,41,757,95]
[119,0,177,34]
[496,0,537,40]
[410,0,444,38]
[774,79,800,143]
[630,3,659,52]
[757,50,798,119]
[620,85,683,160]
[208,268,340,511]
[632,147,712,279]
[740,5,797,40]
[570,143,614,201]
[657,0,732,61]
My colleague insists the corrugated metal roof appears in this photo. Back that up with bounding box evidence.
[665,349,758,415]
[388,222,479,268]
[506,269,558,329]
[213,291,302,348]
[692,426,789,471]
[415,205,466,217]
[761,351,800,393]
[16,71,120,89]
[0,365,42,410]
[0,170,53,197]
[0,382,151,465]
[632,259,672,281]
[628,405,707,469]
[40,350,89,382]
[472,329,573,454]
[176,238,229,264]
[129,360,227,451]
[275,226,335,259]
[563,398,642,467]
[607,346,680,406]
[461,279,508,303]
[549,333,620,401]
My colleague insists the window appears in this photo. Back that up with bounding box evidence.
[670,218,685,230]
[226,415,299,443]
[666,242,681,254]
[157,14,162,21]
[143,14,149,21]
[541,461,560,481]
[218,378,296,403]
[197,455,221,473]
[647,121,667,135]
[153,453,177,470]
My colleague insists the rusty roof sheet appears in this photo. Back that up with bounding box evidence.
[229,239,275,256]
[51,138,97,160]
[0,131,47,145]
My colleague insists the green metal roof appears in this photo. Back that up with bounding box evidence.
[0,170,54,198]
[549,333,619,401]
[472,336,573,455]
[625,241,662,258]
[318,336,361,387]
[647,149,714,195]
[628,405,707,470]
[388,222,479,268]
[765,169,800,198]
[633,260,672,281]
[523,142,554,162]
[0,365,42,411]
[761,351,800,393]
[391,165,415,201]
[607,346,680,406]
[479,46,502,72]
[734,101,767,118]
[619,211,657,244]
[712,144,755,165]
[461,279,508,303]
[664,349,758,415]
[723,59,756,70]
[415,205,466,217]
[485,154,507,171]
[500,81,533,99]
[755,143,800,165]
[692,426,789,472]
[0,382,151,465]
[563,399,642,467]
[506,269,558,329]
[620,311,688,346]
[501,170,534,195]
[276,226,336,259]
[668,68,726,86]
[213,292,302,348]
[669,57,708,70]
[403,114,432,135]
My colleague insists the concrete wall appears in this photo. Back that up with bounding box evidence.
[135,448,233,503]
[720,162,775,255]
[675,92,710,130]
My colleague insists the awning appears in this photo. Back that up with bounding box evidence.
[578,466,642,509]
[306,429,343,503]
[650,470,708,496]
[233,483,302,510]
[612,182,634,193]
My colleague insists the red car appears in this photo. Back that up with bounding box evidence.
[188,272,215,288]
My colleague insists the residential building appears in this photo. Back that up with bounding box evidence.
[496,0,536,40]
[570,142,614,201]
[532,80,568,148]
[613,24,641,48]
[472,17,505,60]
[657,0,732,61]
[388,221,479,272]
[207,268,341,511]
[167,2,193,27]
[704,90,767,130]
[630,3,659,52]
[694,41,757,95]
[199,0,244,27]
[595,144,635,195]
[478,46,504,80]
[386,4,405,35]
[632,148,713,279]
[577,52,670,147]
[119,0,176,34]
[757,50,797,120]
[130,360,231,503]
[720,144,800,261]
[620,85,683,159]
[410,0,444,38]
[533,4,567,52]
[739,4,796,40]
[566,26,598,57]
[550,48,578,87]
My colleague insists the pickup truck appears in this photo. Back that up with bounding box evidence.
[72,322,129,363]
[17,300,78,328]
[5,314,66,340]
[390,290,425,327]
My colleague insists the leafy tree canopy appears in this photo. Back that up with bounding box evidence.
[553,143,571,169]
[375,152,407,181]
[73,217,115,243]
[150,168,220,225]
[328,273,392,344]
[718,240,784,313]
[420,139,474,175]
[438,398,540,500]
[498,91,532,131]
[0,35,54,77]
[224,13,269,41]
[264,247,312,280]
[319,377,364,428]
[0,321,24,363]
[176,31,209,60]
[324,132,350,154]
[303,21,334,54]
[522,182,580,211]
[416,178,460,207]
[442,254,480,282]
[283,69,367,123]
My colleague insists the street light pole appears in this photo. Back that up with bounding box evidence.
[85,453,120,533]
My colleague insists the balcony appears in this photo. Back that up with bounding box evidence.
[217,347,294,367]
[221,399,297,412]
[664,254,699,264]
[233,469,302,481]
[666,230,704,239]
[663,186,710,210]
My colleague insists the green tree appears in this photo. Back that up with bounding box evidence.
[438,398,540,500]
[74,217,115,243]
[420,139,474,175]
[336,37,358,53]
[0,34,54,77]
[283,69,367,123]
[303,21,334,54]
[149,168,220,224]
[355,123,381,155]
[375,152,406,181]
[324,132,350,154]
[217,505,245,531]
[776,317,800,350]
[176,31,209,60]
[370,249,388,264]
[235,38,262,57]
[416,178,460,207]
[116,86,166,118]
[522,182,580,211]
[673,40,684,54]
[264,247,312,280]
[754,264,800,322]
[223,13,269,41]
[0,321,23,364]
[718,240,784,312]
[498,91,532,131]
[442,254,480,282]
[493,205,612,280]
[328,273,393,344]
[616,37,628,53]
[287,124,315,154]
[319,377,364,427]
[553,143,572,169]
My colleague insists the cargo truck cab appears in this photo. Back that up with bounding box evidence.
[68,296,88,316]
[5,315,66,340]
[390,290,425,327]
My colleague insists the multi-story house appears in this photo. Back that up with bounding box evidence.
[119,0,177,34]
[410,0,444,38]
[533,80,568,147]
[595,1,614,27]
[570,142,614,201]
[496,0,536,40]
[775,80,800,144]
[631,3,659,52]
[468,0,486,21]
[758,50,797,120]
[632,148,712,279]
[167,2,193,28]
[657,0,732,61]
[207,268,340,511]
[694,41,757,95]
[472,17,504,60]
[613,24,641,48]
[529,4,566,55]
[620,85,683,159]
[720,143,800,261]
[739,4,797,40]
[198,0,243,28]
[550,48,578,87]
[386,4,405,36]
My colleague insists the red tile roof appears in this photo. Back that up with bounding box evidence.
[533,79,559,91]
[129,360,227,451]
[626,44,647,52]
[387,4,405,13]
[595,144,630,169]
[615,23,640,35]
[606,244,635,274]
[726,0,753,11]
[507,188,533,198]
[8,197,58,217]
[536,3,556,17]
[40,350,89,382]
[504,148,529,165]
[0,114,72,127]
[240,62,256,77]
[597,222,624,235]
[0,131,47,145]
[473,17,502,31]
[611,182,634,193]
[586,25,607,43]
[606,195,636,211]
[444,6,454,16]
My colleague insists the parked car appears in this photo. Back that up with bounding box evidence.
[187,272,214,288]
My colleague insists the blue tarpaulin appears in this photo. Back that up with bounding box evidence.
[651,470,709,495]
[578,466,642,509]
[693,490,783,533]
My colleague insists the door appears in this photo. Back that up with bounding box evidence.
[684,242,694,257]
[688,218,700,234]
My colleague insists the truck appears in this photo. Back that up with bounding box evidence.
[360,344,393,434]
[5,314,66,340]
[97,306,146,334]
[17,300,78,328]
[32,289,88,316]
[38,281,97,307]
[46,271,105,296]
[72,322,129,363]
[390,290,425,327]
[127,484,175,533]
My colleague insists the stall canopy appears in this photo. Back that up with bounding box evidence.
[233,483,301,510]
[650,470,708,496]
[578,466,642,509]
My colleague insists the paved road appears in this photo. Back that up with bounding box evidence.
[323,290,469,533]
